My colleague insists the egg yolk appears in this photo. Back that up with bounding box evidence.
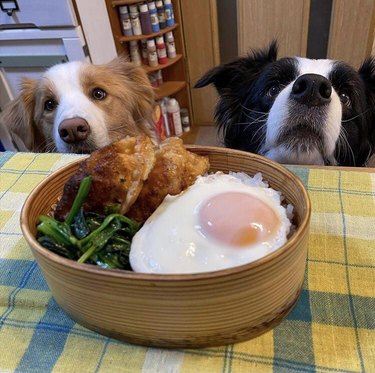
[198,192,280,247]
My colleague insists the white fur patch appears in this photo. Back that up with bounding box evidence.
[264,146,325,165]
[296,57,334,78]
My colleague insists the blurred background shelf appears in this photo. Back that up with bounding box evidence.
[154,81,186,100]
[118,24,178,43]
[142,55,182,73]
[111,0,147,6]
[105,0,193,134]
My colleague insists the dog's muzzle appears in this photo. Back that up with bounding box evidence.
[291,73,332,107]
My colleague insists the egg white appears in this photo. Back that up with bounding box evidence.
[129,172,292,274]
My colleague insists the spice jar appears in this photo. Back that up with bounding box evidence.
[147,39,159,67]
[155,36,168,64]
[165,31,176,58]
[129,4,142,36]
[129,40,141,66]
[139,3,153,35]
[119,6,133,37]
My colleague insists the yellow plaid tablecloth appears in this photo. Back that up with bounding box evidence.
[0,151,374,373]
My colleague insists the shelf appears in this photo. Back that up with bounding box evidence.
[143,55,182,73]
[106,0,191,124]
[112,0,146,6]
[118,24,178,43]
[154,81,186,100]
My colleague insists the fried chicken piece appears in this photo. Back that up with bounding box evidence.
[126,137,210,222]
[54,135,156,221]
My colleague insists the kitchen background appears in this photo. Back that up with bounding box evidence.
[1,0,374,143]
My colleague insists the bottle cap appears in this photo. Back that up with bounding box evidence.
[129,5,138,13]
[129,40,138,46]
[148,1,156,10]
[167,98,179,109]
[139,3,148,12]
[164,0,172,4]
[118,6,129,14]
[155,0,163,7]
[155,36,164,44]
[147,39,156,46]
[165,31,174,41]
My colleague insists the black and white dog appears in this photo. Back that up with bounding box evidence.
[195,42,375,166]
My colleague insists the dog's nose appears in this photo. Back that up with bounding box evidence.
[291,73,332,106]
[58,118,90,144]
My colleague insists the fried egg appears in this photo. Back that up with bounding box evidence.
[129,172,292,274]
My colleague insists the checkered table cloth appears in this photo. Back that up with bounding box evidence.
[0,151,374,373]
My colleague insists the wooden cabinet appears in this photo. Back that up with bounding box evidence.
[104,0,192,133]
[328,0,375,68]
[237,0,310,58]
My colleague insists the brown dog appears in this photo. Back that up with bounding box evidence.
[0,56,157,153]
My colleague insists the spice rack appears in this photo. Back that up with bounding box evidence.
[105,0,191,122]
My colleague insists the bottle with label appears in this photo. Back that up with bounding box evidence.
[148,1,160,33]
[118,6,133,37]
[129,40,142,66]
[155,0,166,29]
[147,39,159,67]
[160,99,170,137]
[156,70,163,86]
[155,36,168,64]
[164,0,175,27]
[129,4,142,36]
[164,31,176,58]
[167,98,182,136]
[180,108,190,132]
[148,72,158,88]
[140,39,148,64]
[139,3,153,35]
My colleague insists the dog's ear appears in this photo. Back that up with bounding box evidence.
[106,55,156,138]
[0,78,42,151]
[194,40,278,94]
[105,55,155,114]
[358,56,375,94]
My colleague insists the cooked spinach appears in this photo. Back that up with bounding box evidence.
[36,176,139,270]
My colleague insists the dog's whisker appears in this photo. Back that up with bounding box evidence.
[336,132,346,161]
[254,134,267,153]
[364,146,374,166]
[240,104,268,115]
[335,135,342,163]
[43,141,57,153]
[242,112,269,123]
[232,118,267,127]
[231,121,267,128]
[252,124,266,140]
[338,127,356,166]
[341,109,369,123]
[247,123,267,152]
[33,138,50,153]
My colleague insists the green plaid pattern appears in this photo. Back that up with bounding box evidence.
[0,152,374,373]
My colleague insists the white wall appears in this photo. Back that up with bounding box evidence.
[74,0,118,64]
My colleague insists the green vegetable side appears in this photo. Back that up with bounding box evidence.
[36,176,140,270]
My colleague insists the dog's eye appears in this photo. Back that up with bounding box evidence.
[44,99,57,112]
[92,88,107,100]
[340,93,351,108]
[267,85,281,97]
